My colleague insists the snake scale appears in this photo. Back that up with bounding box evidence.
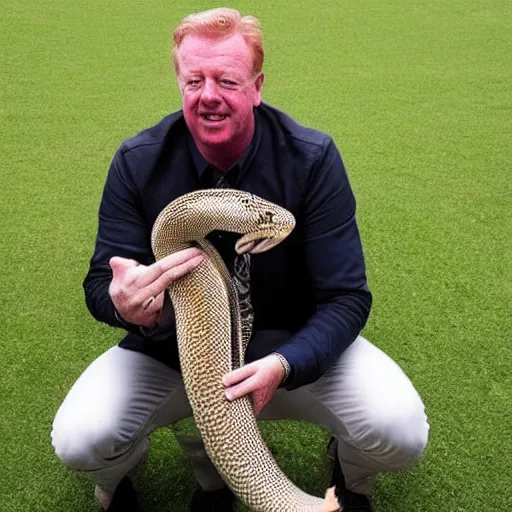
[151,189,339,512]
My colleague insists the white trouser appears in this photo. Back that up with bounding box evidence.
[51,336,429,499]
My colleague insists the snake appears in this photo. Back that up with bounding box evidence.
[151,189,340,512]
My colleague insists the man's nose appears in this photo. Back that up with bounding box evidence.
[200,78,221,104]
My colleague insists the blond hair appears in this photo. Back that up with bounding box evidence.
[172,8,264,76]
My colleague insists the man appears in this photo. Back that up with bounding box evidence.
[51,8,429,512]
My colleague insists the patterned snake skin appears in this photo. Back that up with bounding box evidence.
[151,189,338,512]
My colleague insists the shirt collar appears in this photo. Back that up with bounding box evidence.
[187,108,262,180]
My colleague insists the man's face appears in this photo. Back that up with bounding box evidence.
[176,32,263,158]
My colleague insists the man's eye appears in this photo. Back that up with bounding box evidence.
[220,80,237,87]
[187,80,201,87]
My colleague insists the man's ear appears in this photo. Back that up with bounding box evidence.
[256,73,265,91]
[254,73,265,106]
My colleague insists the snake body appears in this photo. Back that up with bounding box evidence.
[151,189,337,512]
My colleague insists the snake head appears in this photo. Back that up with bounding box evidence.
[152,189,296,256]
[234,203,296,254]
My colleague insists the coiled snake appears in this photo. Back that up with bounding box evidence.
[151,189,339,512]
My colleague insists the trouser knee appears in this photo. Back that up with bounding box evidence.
[51,416,125,471]
[355,403,430,470]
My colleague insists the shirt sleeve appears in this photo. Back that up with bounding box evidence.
[82,147,174,337]
[276,138,372,389]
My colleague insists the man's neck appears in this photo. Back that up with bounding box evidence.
[197,124,255,172]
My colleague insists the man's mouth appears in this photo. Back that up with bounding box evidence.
[201,114,227,121]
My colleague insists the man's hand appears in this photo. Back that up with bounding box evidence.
[222,354,286,417]
[109,247,204,328]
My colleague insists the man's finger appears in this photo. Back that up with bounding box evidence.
[139,248,204,287]
[109,257,139,277]
[141,291,164,312]
[137,253,204,300]
[252,395,266,418]
[225,374,259,402]
[222,364,256,387]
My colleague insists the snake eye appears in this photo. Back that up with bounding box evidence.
[259,211,274,223]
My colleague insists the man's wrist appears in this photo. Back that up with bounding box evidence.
[272,352,291,385]
[114,307,156,336]
[114,308,131,327]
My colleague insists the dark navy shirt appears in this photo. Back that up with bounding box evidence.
[83,102,372,390]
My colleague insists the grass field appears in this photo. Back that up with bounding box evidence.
[1,0,511,511]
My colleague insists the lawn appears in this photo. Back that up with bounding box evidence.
[1,0,511,511]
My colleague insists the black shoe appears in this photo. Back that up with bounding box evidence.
[104,477,140,512]
[329,437,374,511]
[189,485,235,511]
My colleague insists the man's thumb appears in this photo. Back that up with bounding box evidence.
[109,256,138,276]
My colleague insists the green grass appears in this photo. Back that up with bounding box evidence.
[1,0,511,510]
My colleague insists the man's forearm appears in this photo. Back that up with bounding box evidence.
[276,289,372,390]
[83,269,140,334]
